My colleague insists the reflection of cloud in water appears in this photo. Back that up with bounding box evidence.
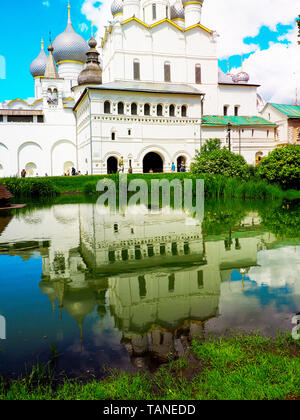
[248,247,300,289]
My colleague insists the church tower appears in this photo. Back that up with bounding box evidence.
[123,0,140,20]
[183,0,203,28]
[142,0,170,25]
[52,2,88,87]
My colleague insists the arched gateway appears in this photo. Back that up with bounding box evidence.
[107,156,118,174]
[143,152,163,173]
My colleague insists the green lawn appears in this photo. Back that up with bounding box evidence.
[1,332,299,400]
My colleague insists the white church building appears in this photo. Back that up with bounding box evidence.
[0,0,280,177]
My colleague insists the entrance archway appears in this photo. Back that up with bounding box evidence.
[25,162,37,177]
[255,152,263,167]
[143,152,163,173]
[64,161,74,175]
[107,157,118,174]
[177,156,186,172]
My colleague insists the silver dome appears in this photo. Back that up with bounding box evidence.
[232,71,250,84]
[171,1,184,20]
[30,42,48,77]
[111,0,123,16]
[52,12,88,65]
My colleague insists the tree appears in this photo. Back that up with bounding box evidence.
[259,145,300,190]
[200,138,221,155]
[190,143,250,179]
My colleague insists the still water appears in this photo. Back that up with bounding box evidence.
[0,198,299,378]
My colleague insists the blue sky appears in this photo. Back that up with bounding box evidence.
[0,0,298,103]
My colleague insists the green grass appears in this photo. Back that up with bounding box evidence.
[1,332,299,400]
[2,173,299,200]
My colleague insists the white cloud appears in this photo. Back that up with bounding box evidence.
[81,0,300,103]
[42,1,50,7]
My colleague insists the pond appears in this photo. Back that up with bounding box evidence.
[0,197,299,378]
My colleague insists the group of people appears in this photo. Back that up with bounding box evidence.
[63,167,89,176]
[171,162,186,173]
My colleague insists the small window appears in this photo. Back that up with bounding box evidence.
[197,271,204,289]
[267,130,269,138]
[104,101,111,114]
[164,62,171,82]
[118,102,124,115]
[252,129,254,137]
[234,106,239,116]
[195,64,201,84]
[111,132,116,140]
[131,103,137,115]
[133,59,140,81]
[128,129,131,136]
[168,274,175,293]
[169,104,175,117]
[223,105,228,116]
[138,275,147,298]
[37,115,44,123]
[152,3,156,20]
[181,105,187,117]
[144,103,150,116]
[157,104,163,116]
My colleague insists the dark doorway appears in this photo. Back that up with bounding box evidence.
[177,156,186,172]
[143,152,163,173]
[107,156,118,174]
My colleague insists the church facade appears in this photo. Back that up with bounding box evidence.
[0,1,281,177]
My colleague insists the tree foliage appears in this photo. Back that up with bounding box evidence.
[191,139,250,179]
[259,145,300,190]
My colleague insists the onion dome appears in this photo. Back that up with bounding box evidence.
[30,40,48,78]
[171,0,184,20]
[182,0,203,6]
[52,4,89,65]
[78,36,102,86]
[232,71,250,84]
[111,0,123,17]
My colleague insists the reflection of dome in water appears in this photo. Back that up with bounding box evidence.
[63,289,96,339]
[53,205,78,224]
[39,281,57,309]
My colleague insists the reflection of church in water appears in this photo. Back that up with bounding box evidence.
[0,204,275,366]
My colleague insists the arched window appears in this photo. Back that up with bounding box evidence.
[131,103,137,115]
[118,102,124,115]
[144,103,150,116]
[195,64,201,84]
[181,105,187,117]
[164,62,171,82]
[104,101,111,114]
[111,131,116,141]
[169,104,175,117]
[152,4,157,20]
[157,104,163,116]
[133,59,140,81]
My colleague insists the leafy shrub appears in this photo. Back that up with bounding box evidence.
[2,178,59,198]
[259,145,300,190]
[190,147,250,179]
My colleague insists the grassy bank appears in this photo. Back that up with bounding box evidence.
[1,332,299,400]
[2,174,300,200]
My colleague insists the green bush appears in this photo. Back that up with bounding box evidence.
[259,145,300,190]
[1,178,59,198]
[190,147,250,179]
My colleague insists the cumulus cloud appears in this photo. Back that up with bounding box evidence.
[81,0,300,103]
